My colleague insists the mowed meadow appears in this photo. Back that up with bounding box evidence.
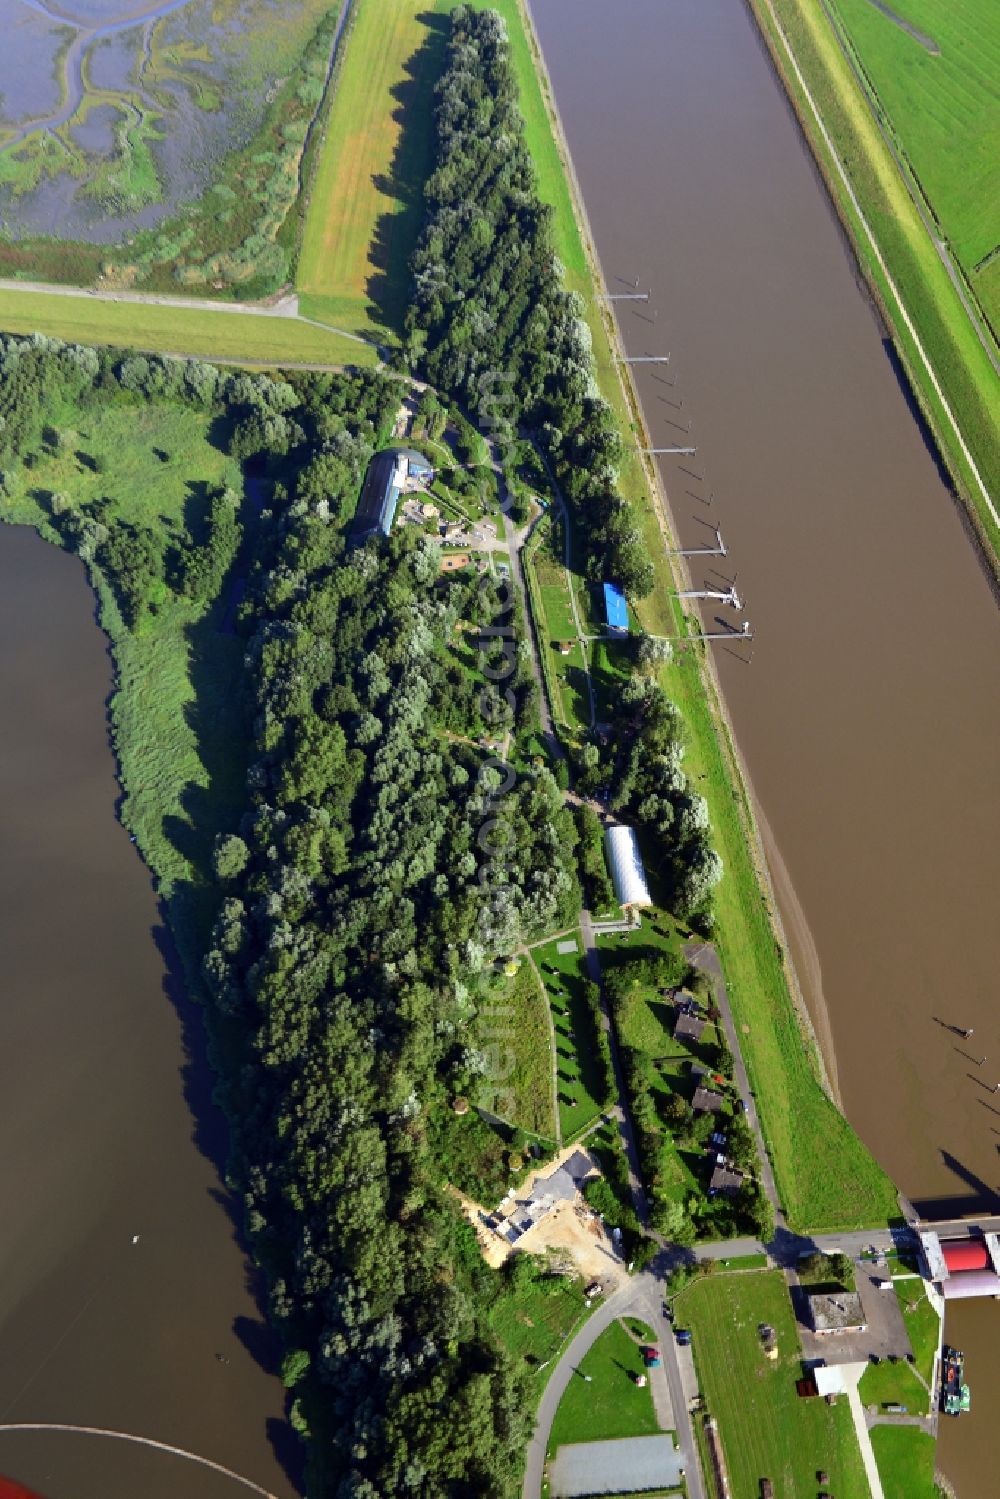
[297,0,453,338]
[830,0,1000,323]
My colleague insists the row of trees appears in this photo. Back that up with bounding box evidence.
[200,470,580,1493]
[405,7,654,596]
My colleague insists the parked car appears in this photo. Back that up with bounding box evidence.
[675,1328,692,1346]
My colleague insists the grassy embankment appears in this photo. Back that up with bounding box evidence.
[497,0,897,1231]
[870,1426,938,1499]
[0,289,377,367]
[747,0,1000,567]
[297,0,452,339]
[0,401,246,967]
[679,1270,869,1498]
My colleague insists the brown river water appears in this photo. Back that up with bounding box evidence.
[0,529,297,1496]
[529,0,1000,1492]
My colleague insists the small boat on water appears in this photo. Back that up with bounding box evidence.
[941,1345,971,1416]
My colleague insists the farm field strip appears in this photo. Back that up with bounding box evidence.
[297,0,451,338]
[830,0,1000,278]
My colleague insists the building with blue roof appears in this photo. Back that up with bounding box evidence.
[351,447,434,545]
[603,582,629,633]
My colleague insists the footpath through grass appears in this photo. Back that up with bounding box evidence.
[297,0,451,338]
[679,1271,868,1499]
[0,288,378,367]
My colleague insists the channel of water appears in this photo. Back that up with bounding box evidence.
[0,529,297,1497]
[528,1,1000,1492]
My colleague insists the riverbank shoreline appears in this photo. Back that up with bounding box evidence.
[742,0,1000,584]
[515,0,880,1220]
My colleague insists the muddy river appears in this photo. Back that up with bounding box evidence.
[0,528,297,1496]
[528,0,1000,1491]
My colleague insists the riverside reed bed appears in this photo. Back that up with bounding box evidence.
[0,398,247,958]
[750,0,1000,563]
[493,0,897,1229]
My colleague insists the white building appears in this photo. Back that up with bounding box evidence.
[604,824,653,909]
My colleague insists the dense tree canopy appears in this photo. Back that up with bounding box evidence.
[406,7,654,597]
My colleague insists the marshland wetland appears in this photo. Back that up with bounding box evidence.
[0,0,341,293]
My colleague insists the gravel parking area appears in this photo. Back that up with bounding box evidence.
[550,1434,684,1496]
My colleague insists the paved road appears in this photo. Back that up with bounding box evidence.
[685,939,784,1225]
[579,908,650,1228]
[847,1376,887,1499]
[522,1256,705,1499]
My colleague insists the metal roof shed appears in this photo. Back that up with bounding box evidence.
[604,824,653,907]
[603,582,629,632]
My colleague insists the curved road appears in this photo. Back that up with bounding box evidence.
[523,1254,706,1499]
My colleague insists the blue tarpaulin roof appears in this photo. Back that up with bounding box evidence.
[603,582,629,631]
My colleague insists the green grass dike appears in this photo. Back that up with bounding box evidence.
[494,0,897,1232]
[745,0,1000,572]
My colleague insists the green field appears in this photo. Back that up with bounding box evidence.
[679,1271,868,1499]
[489,1265,589,1373]
[829,0,1000,319]
[549,1318,660,1450]
[297,0,451,338]
[473,960,557,1141]
[0,288,378,367]
[532,937,612,1139]
[752,0,1000,561]
[870,1424,938,1499]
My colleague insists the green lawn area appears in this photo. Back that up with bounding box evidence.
[589,637,632,723]
[829,0,1000,311]
[870,1424,938,1499]
[893,1276,940,1384]
[532,937,612,1139]
[473,960,556,1141]
[0,289,377,367]
[679,1271,869,1499]
[297,0,451,338]
[549,1318,660,1450]
[489,1269,589,1373]
[859,1353,926,1412]
[1,399,247,966]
